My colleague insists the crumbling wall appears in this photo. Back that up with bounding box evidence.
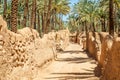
[69,32,77,43]
[86,32,101,60]
[98,34,110,67]
[100,37,120,80]
[84,32,108,77]
[77,32,86,46]
[0,28,40,80]
[0,16,70,80]
[78,31,120,79]
[85,32,108,60]
[55,29,70,50]
[70,31,87,50]
[94,33,111,77]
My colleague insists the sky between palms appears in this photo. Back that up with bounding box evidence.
[63,0,78,21]
[63,0,99,21]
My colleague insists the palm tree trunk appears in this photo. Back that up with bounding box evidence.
[31,0,36,29]
[114,4,118,33]
[43,0,47,33]
[23,0,29,27]
[37,10,40,35]
[51,13,54,30]
[46,0,52,32]
[28,5,30,26]
[34,2,37,29]
[41,13,44,33]
[101,17,106,32]
[11,0,18,33]
[85,21,88,34]
[53,10,56,30]
[92,22,96,32]
[59,15,62,30]
[118,25,120,37]
[3,0,7,20]
[109,0,114,36]
[18,19,20,26]
[0,0,2,5]
[103,16,106,31]
[101,19,104,32]
[85,21,88,51]
[8,13,11,29]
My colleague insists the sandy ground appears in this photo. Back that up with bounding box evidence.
[34,43,99,80]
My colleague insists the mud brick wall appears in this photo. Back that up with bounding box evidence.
[86,32,101,60]
[0,15,70,80]
[101,37,120,80]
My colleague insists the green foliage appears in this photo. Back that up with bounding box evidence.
[67,0,120,32]
[0,0,71,34]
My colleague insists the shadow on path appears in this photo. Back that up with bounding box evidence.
[42,44,99,80]
[56,57,93,64]
[45,72,95,79]
[61,50,85,54]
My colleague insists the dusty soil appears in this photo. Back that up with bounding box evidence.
[34,43,99,80]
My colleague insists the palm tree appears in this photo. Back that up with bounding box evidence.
[73,0,98,32]
[42,0,47,33]
[31,0,36,29]
[36,0,44,35]
[68,14,78,32]
[51,0,70,30]
[1,0,70,34]
[22,0,29,27]
[109,0,114,36]
[3,0,7,19]
[37,10,41,35]
[46,0,52,32]
[11,0,18,33]
[98,1,109,32]
[113,0,120,36]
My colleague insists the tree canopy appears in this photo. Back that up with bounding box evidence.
[0,0,120,36]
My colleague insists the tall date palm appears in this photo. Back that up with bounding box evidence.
[11,0,18,33]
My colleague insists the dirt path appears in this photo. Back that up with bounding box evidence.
[34,43,99,80]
